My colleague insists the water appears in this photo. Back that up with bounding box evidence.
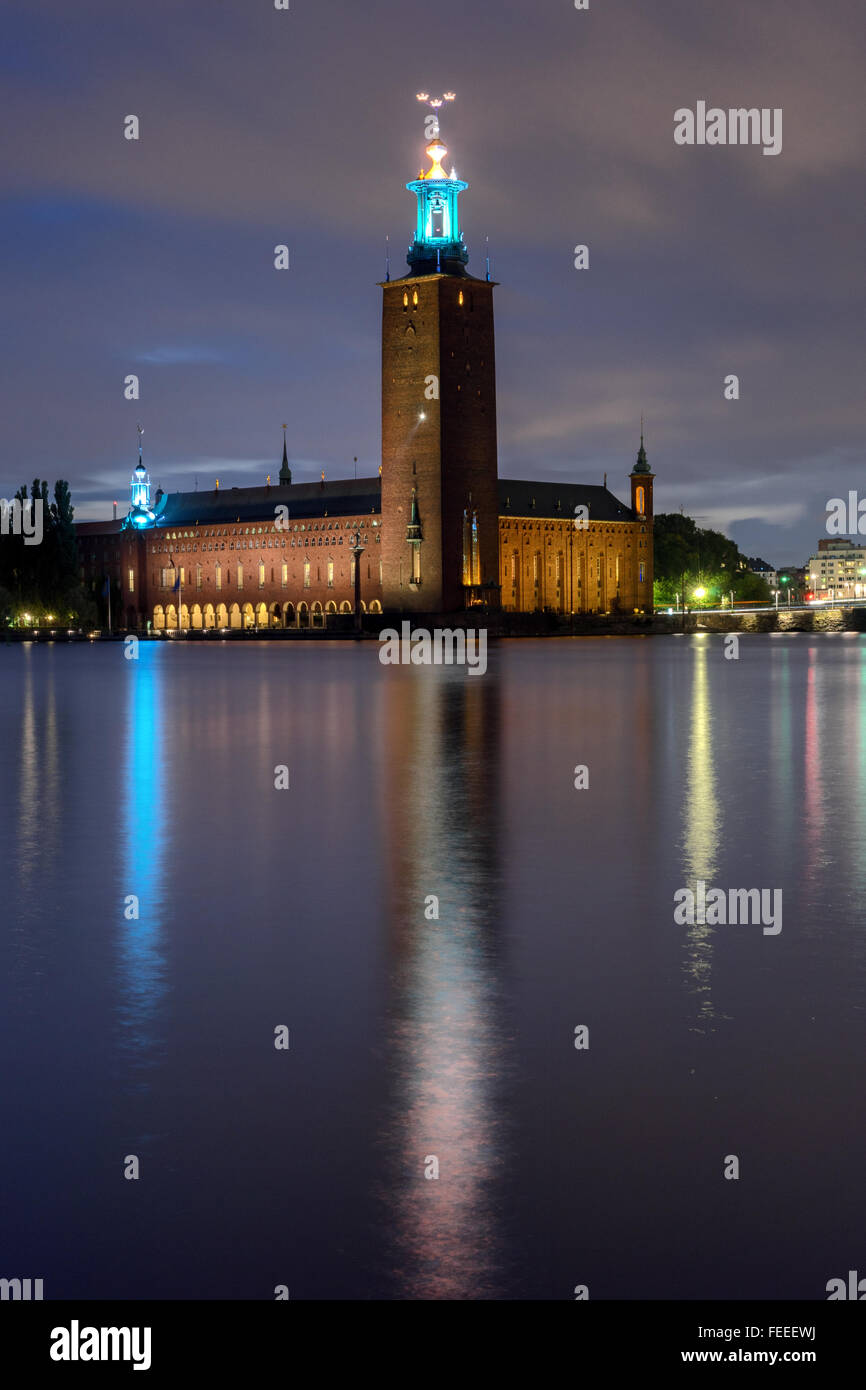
[1,634,864,1300]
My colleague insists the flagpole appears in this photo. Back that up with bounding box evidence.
[107,576,112,634]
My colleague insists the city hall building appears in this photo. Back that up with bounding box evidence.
[76,117,654,629]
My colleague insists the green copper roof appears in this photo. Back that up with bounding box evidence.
[632,432,651,475]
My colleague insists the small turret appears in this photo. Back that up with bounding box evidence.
[279,424,292,486]
[630,421,654,519]
[122,424,157,529]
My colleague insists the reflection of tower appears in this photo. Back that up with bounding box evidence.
[375,665,512,1298]
[116,649,167,1075]
[680,640,723,1029]
[381,100,500,613]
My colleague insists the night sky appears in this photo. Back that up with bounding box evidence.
[2,0,863,565]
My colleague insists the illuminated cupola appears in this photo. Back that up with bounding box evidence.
[122,425,157,529]
[407,93,469,276]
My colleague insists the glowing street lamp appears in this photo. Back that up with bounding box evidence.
[693,586,707,601]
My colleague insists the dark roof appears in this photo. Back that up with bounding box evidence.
[75,519,123,536]
[155,478,381,526]
[498,479,636,522]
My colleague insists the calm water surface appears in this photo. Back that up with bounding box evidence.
[1,635,864,1299]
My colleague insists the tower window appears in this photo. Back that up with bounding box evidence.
[403,292,408,309]
[636,485,645,515]
[458,290,464,306]
[412,289,419,307]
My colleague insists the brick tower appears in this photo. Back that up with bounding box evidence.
[380,99,500,614]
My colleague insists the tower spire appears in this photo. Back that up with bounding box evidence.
[279,424,292,485]
[123,423,155,529]
[634,419,650,474]
[407,91,468,276]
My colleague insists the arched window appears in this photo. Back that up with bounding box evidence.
[635,486,645,516]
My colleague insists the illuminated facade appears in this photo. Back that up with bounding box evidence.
[75,108,654,626]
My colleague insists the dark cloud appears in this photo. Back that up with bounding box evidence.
[1,0,863,564]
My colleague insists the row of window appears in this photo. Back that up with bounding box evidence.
[151,534,376,556]
[159,519,379,543]
[501,519,648,533]
[507,553,647,586]
[154,559,380,592]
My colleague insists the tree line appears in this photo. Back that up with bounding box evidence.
[0,480,96,627]
[652,512,771,607]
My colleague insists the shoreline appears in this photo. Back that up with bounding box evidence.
[2,606,862,643]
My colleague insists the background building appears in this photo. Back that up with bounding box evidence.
[805,538,866,601]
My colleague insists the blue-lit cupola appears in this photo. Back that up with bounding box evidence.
[122,428,157,529]
[407,97,469,276]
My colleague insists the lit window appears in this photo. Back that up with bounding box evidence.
[237,564,243,590]
[327,560,334,588]
[128,568,134,593]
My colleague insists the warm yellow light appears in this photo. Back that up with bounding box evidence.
[693,586,707,600]
[424,139,448,179]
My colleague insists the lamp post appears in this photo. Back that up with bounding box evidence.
[351,528,365,634]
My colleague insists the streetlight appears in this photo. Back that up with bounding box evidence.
[693,586,706,602]
[351,528,365,634]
